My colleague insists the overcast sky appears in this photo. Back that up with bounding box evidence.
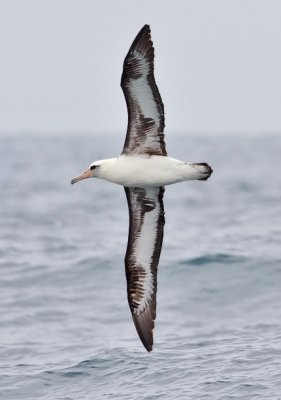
[0,0,280,135]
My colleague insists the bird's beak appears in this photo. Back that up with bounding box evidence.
[71,169,92,185]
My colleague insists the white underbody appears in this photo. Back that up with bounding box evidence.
[92,155,209,188]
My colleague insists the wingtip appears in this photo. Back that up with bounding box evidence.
[140,24,150,32]
[145,343,153,352]
[140,24,151,39]
[140,335,154,352]
[132,310,155,352]
[127,24,152,54]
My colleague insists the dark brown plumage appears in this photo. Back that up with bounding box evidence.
[121,25,167,157]
[124,187,165,351]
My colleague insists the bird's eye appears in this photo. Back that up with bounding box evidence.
[90,165,97,170]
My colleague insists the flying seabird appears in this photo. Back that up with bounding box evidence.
[71,25,213,352]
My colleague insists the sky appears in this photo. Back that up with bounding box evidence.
[0,0,280,135]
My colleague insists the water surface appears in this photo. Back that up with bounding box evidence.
[1,133,281,399]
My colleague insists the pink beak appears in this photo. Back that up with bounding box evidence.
[71,169,92,184]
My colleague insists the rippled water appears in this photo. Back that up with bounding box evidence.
[1,133,281,399]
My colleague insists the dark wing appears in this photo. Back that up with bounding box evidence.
[121,25,167,156]
[124,186,165,351]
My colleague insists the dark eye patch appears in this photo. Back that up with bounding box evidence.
[90,165,97,170]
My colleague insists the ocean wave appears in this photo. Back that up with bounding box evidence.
[179,253,247,266]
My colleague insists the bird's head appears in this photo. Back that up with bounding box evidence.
[71,163,100,184]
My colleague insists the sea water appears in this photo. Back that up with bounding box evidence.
[1,133,281,399]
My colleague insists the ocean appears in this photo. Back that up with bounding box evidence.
[1,133,281,399]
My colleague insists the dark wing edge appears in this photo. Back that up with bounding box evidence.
[121,25,167,156]
[124,186,165,351]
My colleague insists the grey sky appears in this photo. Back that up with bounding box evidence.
[0,0,280,134]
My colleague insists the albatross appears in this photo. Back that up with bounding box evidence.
[71,25,213,352]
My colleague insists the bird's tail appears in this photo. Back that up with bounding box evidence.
[191,163,213,181]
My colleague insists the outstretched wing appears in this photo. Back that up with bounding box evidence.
[121,25,167,156]
[124,186,165,351]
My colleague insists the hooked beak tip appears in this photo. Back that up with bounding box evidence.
[70,169,92,185]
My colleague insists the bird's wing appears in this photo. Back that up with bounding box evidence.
[124,186,165,351]
[121,25,167,157]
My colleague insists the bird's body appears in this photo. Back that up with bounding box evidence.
[90,155,212,188]
[71,25,213,352]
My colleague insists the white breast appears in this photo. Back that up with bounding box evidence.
[96,155,203,187]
